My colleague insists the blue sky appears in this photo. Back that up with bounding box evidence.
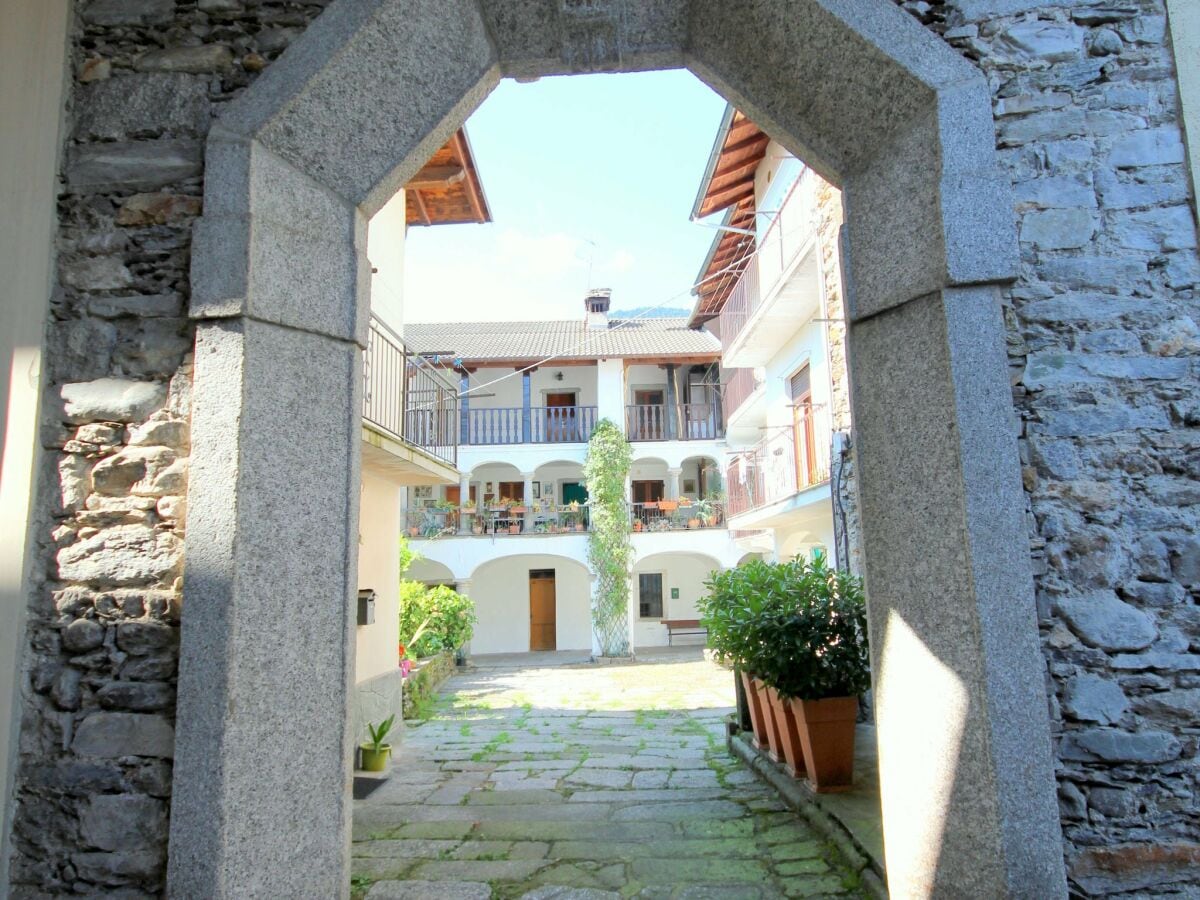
[404,70,728,323]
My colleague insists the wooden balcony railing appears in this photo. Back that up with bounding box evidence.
[363,315,458,466]
[626,404,667,441]
[466,406,598,445]
[725,405,829,519]
[626,404,725,442]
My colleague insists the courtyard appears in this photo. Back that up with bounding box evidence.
[351,651,864,898]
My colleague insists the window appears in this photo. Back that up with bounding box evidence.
[639,573,664,619]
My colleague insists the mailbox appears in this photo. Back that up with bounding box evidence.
[357,589,376,626]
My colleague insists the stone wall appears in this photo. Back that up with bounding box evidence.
[926,2,1200,894]
[8,2,330,894]
[6,0,1200,896]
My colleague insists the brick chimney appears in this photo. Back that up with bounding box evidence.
[585,288,611,331]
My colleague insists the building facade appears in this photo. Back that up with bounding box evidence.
[402,293,748,656]
[2,1,1199,896]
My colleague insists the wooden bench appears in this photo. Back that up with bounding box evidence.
[662,619,707,646]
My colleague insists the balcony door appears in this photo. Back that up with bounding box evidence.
[544,391,577,442]
[632,480,664,504]
[529,569,556,651]
[790,365,818,487]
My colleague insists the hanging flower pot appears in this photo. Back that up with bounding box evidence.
[789,696,857,792]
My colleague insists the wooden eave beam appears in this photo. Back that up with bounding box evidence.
[410,188,432,226]
[407,165,466,190]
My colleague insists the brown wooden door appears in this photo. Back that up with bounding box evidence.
[444,485,476,505]
[790,366,817,487]
[632,480,665,504]
[529,570,556,651]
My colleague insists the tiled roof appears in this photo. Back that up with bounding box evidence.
[404,317,720,362]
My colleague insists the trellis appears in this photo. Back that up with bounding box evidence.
[583,419,633,657]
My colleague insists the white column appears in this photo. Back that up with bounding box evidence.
[455,579,472,659]
[522,471,536,531]
[596,358,626,431]
[666,467,682,500]
[626,567,638,656]
[458,472,471,534]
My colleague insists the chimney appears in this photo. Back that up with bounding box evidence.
[585,288,612,331]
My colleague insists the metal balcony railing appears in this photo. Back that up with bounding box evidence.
[363,315,458,466]
[405,503,592,538]
[630,500,725,533]
[721,367,759,423]
[724,405,829,519]
[716,174,812,355]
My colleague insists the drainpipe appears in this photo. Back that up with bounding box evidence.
[459,372,470,445]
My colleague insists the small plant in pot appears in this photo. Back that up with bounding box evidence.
[360,714,396,772]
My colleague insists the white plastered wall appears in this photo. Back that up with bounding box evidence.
[356,467,402,683]
[367,189,406,334]
[632,553,723,648]
[464,365,599,411]
[0,1,69,888]
[466,554,592,654]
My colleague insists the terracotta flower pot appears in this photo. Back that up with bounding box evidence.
[688,518,700,529]
[789,696,858,792]
[740,671,769,750]
[753,678,784,763]
[764,685,806,778]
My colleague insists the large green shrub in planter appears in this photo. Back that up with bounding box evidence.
[399,582,477,658]
[700,556,870,700]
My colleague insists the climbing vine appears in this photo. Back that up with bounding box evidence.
[583,418,633,657]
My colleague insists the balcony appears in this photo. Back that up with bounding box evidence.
[624,403,725,442]
[405,503,591,538]
[465,406,598,445]
[725,406,830,522]
[363,315,458,467]
[717,174,823,369]
[631,500,725,532]
[721,366,762,425]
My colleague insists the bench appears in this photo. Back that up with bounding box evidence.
[662,619,707,646]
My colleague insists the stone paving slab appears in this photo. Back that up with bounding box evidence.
[351,652,864,899]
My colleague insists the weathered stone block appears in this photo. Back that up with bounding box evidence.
[98,681,175,712]
[1054,592,1156,651]
[57,525,182,587]
[1109,126,1187,169]
[1020,208,1097,250]
[61,255,134,291]
[62,619,106,654]
[74,73,211,140]
[61,379,167,425]
[67,140,203,193]
[72,712,175,759]
[80,0,173,26]
[71,849,164,885]
[1062,673,1129,725]
[134,45,234,74]
[80,794,168,851]
[1059,728,1181,764]
[1071,842,1200,896]
[995,20,1084,63]
[117,622,178,655]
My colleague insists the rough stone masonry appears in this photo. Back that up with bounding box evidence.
[6,0,1200,896]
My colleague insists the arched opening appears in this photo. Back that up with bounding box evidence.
[632,551,724,650]
[172,2,1064,895]
[467,554,593,656]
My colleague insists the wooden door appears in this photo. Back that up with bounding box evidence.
[529,570,556,651]
[444,485,476,505]
[632,480,665,503]
[790,366,817,486]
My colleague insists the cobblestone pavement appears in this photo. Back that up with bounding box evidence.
[351,652,864,899]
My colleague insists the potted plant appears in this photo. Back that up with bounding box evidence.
[360,714,396,772]
[471,519,484,535]
[759,557,869,791]
[696,497,718,527]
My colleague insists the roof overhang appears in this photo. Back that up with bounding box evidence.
[406,127,493,226]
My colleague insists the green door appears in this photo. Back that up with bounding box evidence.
[561,482,588,504]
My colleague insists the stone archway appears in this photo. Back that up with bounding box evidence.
[175,1,1066,896]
